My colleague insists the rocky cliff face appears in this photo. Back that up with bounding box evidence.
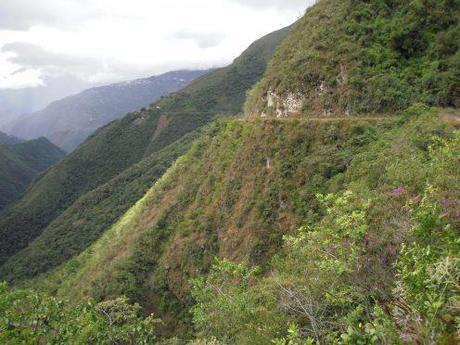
[260,89,303,117]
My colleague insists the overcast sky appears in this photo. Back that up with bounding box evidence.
[0,0,314,90]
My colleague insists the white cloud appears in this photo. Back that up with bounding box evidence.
[0,0,102,31]
[0,0,312,89]
[2,42,94,67]
[229,0,313,10]
[172,31,226,49]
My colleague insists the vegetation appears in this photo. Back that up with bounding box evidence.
[0,137,64,211]
[192,125,460,344]
[1,1,459,344]
[0,282,158,344]
[0,133,198,282]
[0,24,290,275]
[246,0,460,115]
[29,106,457,343]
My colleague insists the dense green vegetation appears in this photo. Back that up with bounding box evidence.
[191,117,460,344]
[30,105,457,342]
[0,137,64,211]
[0,283,159,344]
[246,0,460,115]
[0,25,290,275]
[34,115,397,331]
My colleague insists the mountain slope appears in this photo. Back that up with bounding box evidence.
[0,25,292,280]
[37,107,458,338]
[5,70,207,151]
[1,0,459,343]
[246,0,459,116]
[0,138,64,211]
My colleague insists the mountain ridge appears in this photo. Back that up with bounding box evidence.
[0,1,459,343]
[0,131,22,145]
[4,70,208,151]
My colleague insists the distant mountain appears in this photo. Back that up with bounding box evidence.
[0,131,22,145]
[0,75,91,127]
[4,70,207,152]
[0,137,64,211]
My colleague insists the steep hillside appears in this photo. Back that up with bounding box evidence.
[246,0,459,116]
[0,138,64,211]
[0,25,291,278]
[0,132,197,282]
[37,107,459,338]
[1,0,459,343]
[5,70,207,152]
[0,131,22,145]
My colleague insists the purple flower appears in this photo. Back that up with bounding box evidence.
[391,187,406,195]
[441,199,450,206]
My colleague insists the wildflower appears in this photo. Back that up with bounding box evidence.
[440,199,450,206]
[391,187,406,195]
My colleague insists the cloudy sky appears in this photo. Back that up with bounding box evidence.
[0,0,314,90]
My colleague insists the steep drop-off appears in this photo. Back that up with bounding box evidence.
[0,25,292,280]
[1,0,459,343]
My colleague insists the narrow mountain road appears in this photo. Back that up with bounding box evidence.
[240,115,399,123]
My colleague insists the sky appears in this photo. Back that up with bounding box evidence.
[0,0,314,90]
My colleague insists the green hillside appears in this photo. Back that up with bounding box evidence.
[0,25,291,278]
[0,138,64,211]
[37,107,459,341]
[0,133,197,282]
[246,0,459,116]
[1,0,459,344]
